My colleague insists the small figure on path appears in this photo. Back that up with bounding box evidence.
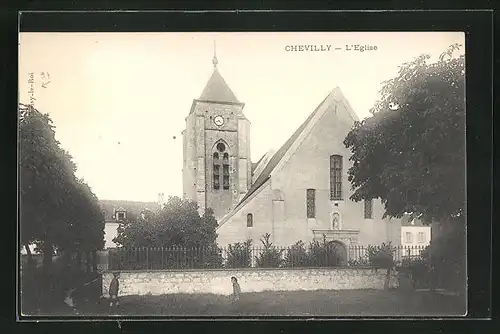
[109,272,120,307]
[231,276,241,303]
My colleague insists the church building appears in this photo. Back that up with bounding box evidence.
[182,50,401,251]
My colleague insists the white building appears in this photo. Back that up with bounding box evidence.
[400,214,431,248]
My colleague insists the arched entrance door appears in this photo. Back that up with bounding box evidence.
[327,240,348,266]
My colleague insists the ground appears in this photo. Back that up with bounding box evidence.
[29,289,466,317]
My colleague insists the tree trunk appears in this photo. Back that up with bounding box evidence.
[41,240,54,307]
[77,251,83,271]
[62,249,71,269]
[384,268,391,290]
[86,251,92,273]
[42,241,53,274]
[24,242,32,258]
[92,250,98,273]
[24,242,35,267]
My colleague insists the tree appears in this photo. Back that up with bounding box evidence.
[20,103,105,308]
[283,241,310,268]
[20,104,104,264]
[113,196,219,249]
[255,233,284,268]
[20,103,78,272]
[343,44,465,225]
[225,240,252,268]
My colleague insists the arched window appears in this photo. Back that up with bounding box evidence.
[213,141,230,191]
[247,213,253,227]
[222,153,230,190]
[330,155,343,200]
[213,152,220,190]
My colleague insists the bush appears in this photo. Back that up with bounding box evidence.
[366,242,395,269]
[198,246,224,269]
[421,222,465,294]
[348,257,370,268]
[255,233,284,268]
[283,241,310,268]
[307,236,343,267]
[396,257,429,289]
[20,256,101,315]
[225,240,252,268]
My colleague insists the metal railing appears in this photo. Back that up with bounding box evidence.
[107,244,428,270]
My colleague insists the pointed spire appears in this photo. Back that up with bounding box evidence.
[198,41,240,104]
[212,40,218,68]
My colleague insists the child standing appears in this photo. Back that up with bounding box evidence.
[231,276,241,303]
[109,272,120,307]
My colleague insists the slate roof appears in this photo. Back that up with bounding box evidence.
[199,68,240,104]
[236,92,332,207]
[99,200,161,221]
[251,153,267,174]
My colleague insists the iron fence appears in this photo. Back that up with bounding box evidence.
[107,244,428,270]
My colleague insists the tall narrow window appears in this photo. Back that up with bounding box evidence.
[364,199,373,219]
[417,232,425,243]
[306,189,316,218]
[213,152,220,190]
[330,155,343,200]
[405,232,413,243]
[222,152,230,190]
[247,213,253,227]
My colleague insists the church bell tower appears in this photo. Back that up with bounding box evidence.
[182,43,251,219]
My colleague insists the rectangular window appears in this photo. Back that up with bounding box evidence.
[405,232,413,243]
[364,199,373,219]
[417,232,425,243]
[306,189,316,218]
[247,213,253,227]
[330,155,343,200]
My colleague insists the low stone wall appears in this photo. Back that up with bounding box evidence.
[102,268,398,297]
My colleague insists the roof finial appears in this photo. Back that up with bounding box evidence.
[212,40,218,68]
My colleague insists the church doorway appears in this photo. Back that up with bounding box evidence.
[327,240,348,266]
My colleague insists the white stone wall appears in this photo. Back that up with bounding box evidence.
[102,268,398,297]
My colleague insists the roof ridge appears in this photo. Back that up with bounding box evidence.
[234,89,335,208]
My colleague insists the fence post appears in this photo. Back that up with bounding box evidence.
[160,247,163,269]
[251,247,255,268]
[172,246,176,269]
[108,249,112,270]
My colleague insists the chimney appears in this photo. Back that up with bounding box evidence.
[158,192,164,208]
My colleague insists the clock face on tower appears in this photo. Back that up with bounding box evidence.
[214,115,224,127]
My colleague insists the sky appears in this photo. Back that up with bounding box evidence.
[18,32,464,202]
